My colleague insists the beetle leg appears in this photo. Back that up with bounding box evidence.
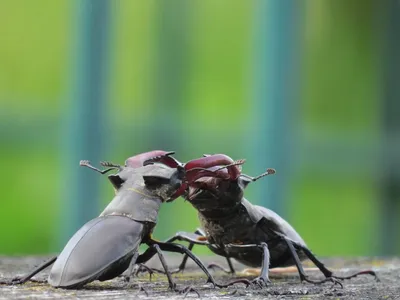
[135,244,171,275]
[79,160,120,174]
[147,243,200,295]
[149,240,251,288]
[136,285,149,297]
[133,264,154,280]
[207,257,236,275]
[282,237,344,288]
[148,239,217,286]
[136,245,157,264]
[145,229,235,276]
[180,285,200,298]
[117,251,152,294]
[223,243,271,288]
[207,237,236,275]
[165,231,209,245]
[135,241,205,292]
[150,244,177,290]
[293,243,379,282]
[162,229,237,275]
[163,229,209,274]
[148,239,249,288]
[123,252,152,283]
[252,242,271,287]
[2,256,57,285]
[138,229,211,275]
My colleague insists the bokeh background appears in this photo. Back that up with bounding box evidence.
[1,0,399,257]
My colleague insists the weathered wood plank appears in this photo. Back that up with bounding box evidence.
[0,256,398,299]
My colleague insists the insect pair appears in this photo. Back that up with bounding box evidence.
[1,150,378,294]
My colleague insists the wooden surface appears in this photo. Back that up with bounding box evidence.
[0,255,399,299]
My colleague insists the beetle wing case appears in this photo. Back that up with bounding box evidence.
[254,204,307,248]
[48,215,143,288]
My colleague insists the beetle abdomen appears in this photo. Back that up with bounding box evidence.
[48,215,143,288]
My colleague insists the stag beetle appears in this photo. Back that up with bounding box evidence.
[3,151,219,293]
[144,153,378,288]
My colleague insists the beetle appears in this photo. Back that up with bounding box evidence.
[2,151,219,293]
[143,153,378,287]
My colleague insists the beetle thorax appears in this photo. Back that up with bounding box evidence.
[100,170,164,224]
[100,164,182,223]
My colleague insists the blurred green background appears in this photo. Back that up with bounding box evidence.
[1,0,399,257]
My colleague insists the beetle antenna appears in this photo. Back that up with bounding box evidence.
[240,168,276,182]
[80,160,121,174]
[100,161,122,169]
[212,159,246,172]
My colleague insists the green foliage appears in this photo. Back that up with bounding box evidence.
[0,1,386,255]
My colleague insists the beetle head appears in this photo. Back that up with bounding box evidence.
[142,163,186,202]
[102,150,179,192]
[143,153,247,201]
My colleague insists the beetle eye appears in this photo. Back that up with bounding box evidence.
[108,174,124,190]
[143,175,170,187]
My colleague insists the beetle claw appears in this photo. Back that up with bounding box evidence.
[10,277,24,285]
[215,278,252,288]
[249,276,270,289]
[168,282,177,291]
[133,264,154,281]
[330,269,378,282]
[327,277,344,289]
[176,285,200,298]
[137,285,149,297]
[302,276,344,289]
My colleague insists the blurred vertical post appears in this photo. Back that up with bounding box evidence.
[251,0,302,214]
[381,0,400,255]
[60,0,111,245]
[150,1,189,237]
[150,0,188,148]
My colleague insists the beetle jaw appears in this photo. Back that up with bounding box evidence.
[164,167,188,202]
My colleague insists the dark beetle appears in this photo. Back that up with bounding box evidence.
[5,151,219,292]
[144,153,378,287]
